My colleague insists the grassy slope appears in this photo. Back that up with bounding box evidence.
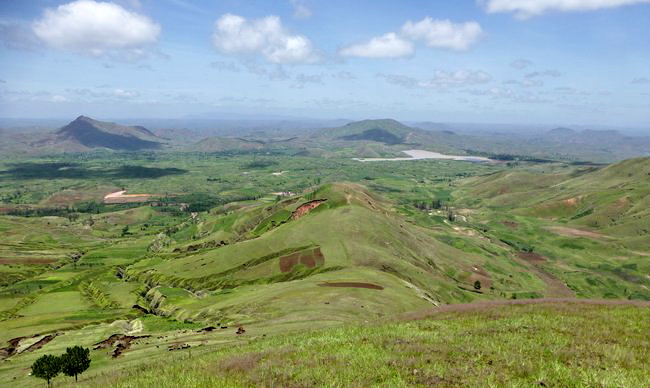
[451,157,650,299]
[1,155,649,387]
[78,303,650,388]
[127,182,551,327]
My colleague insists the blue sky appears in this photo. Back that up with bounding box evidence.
[0,0,649,127]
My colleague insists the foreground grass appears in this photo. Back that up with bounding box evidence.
[81,303,649,387]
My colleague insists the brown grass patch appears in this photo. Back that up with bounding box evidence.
[279,247,325,273]
[501,221,518,229]
[546,226,612,240]
[516,252,546,264]
[220,352,265,372]
[0,257,57,265]
[318,282,384,290]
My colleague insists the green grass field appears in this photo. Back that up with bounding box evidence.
[0,150,648,387]
[78,302,650,387]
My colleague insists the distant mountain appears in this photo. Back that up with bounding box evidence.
[547,127,577,137]
[314,119,435,145]
[191,136,266,152]
[52,116,164,151]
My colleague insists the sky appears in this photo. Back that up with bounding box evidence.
[0,0,649,127]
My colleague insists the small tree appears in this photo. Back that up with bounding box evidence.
[32,354,61,387]
[474,280,482,290]
[61,346,91,382]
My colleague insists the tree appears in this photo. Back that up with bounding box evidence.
[474,280,482,290]
[32,354,61,386]
[61,346,91,382]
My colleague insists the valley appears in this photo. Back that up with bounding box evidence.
[0,117,648,386]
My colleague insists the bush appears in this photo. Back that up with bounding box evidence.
[61,346,92,382]
[32,354,61,386]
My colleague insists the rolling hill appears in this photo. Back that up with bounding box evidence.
[33,116,165,151]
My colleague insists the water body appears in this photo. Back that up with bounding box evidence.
[353,150,493,163]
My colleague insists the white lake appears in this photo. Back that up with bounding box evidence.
[353,150,493,163]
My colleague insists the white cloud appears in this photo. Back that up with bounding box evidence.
[50,95,70,103]
[112,88,140,98]
[339,17,482,59]
[339,32,414,58]
[380,70,492,88]
[32,0,160,58]
[465,87,549,103]
[291,73,323,88]
[504,78,544,87]
[331,71,356,80]
[401,18,483,51]
[211,61,242,72]
[482,0,650,18]
[289,0,312,19]
[510,59,532,69]
[66,87,140,100]
[525,70,562,78]
[212,14,318,64]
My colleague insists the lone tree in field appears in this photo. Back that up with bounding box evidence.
[61,346,91,382]
[474,280,482,290]
[31,354,61,387]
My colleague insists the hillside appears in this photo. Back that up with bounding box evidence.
[450,157,650,298]
[82,302,650,387]
[33,116,165,151]
[1,155,649,386]
[457,157,650,243]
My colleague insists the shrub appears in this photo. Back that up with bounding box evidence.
[61,346,92,382]
[32,354,61,386]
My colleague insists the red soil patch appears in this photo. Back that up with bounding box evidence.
[22,334,57,353]
[0,257,57,265]
[517,252,546,264]
[318,282,384,290]
[94,334,150,358]
[0,337,25,359]
[1,334,58,359]
[501,221,518,229]
[279,247,325,273]
[291,200,326,220]
[562,197,580,206]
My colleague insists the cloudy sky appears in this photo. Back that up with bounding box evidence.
[1,0,649,126]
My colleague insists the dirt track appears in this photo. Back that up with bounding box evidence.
[515,252,575,298]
